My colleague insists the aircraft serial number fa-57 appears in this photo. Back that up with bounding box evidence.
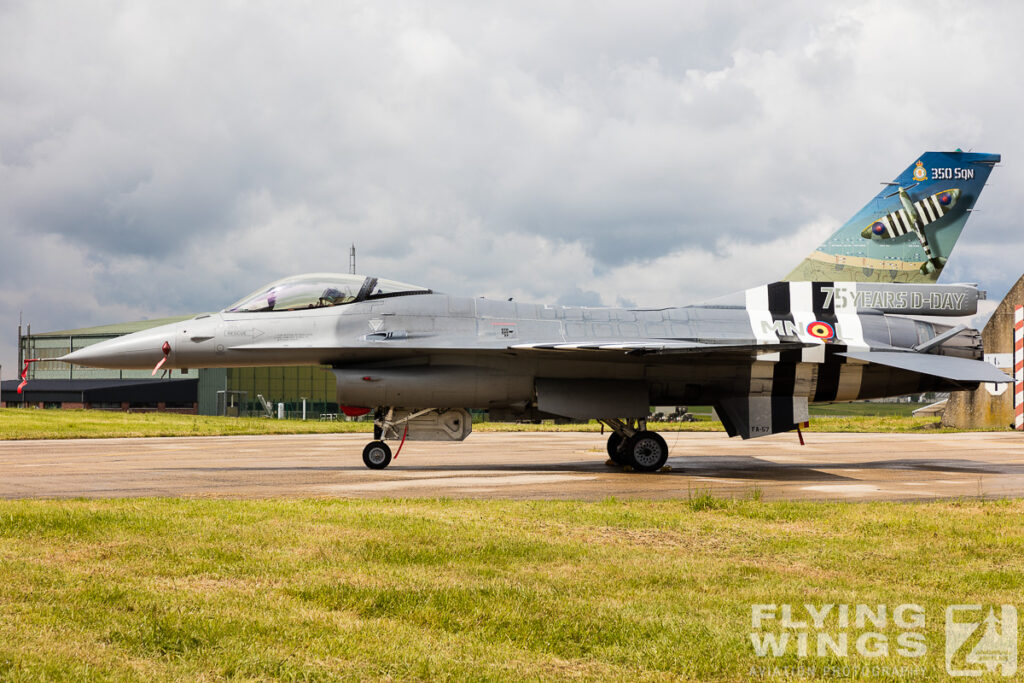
[59,151,1012,471]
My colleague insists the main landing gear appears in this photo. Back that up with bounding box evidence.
[599,418,669,473]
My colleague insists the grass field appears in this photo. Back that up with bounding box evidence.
[0,497,1021,681]
[0,408,373,440]
[684,402,919,418]
[808,402,918,418]
[0,407,969,441]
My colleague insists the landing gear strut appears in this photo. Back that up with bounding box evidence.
[599,418,669,473]
[361,407,438,470]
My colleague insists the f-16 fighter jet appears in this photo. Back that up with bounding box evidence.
[60,151,1010,471]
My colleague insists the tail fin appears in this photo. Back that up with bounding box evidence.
[784,150,1000,283]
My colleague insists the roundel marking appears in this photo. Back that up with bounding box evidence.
[871,221,886,235]
[807,321,835,340]
[938,192,952,206]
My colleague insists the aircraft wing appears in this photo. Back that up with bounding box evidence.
[227,340,1010,383]
[509,340,812,356]
[228,339,813,358]
[838,351,1012,383]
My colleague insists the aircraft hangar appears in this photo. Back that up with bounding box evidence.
[1,318,341,417]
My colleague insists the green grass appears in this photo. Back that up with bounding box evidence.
[683,402,920,418]
[808,401,919,418]
[0,408,374,440]
[0,497,1021,680]
[667,403,917,419]
[0,407,981,440]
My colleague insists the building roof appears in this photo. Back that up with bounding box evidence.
[3,378,168,391]
[33,315,196,338]
[1,377,198,403]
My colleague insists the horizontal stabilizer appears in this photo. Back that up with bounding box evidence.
[714,395,810,440]
[838,351,1012,383]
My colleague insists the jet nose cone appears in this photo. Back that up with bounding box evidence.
[60,327,176,370]
[61,346,103,366]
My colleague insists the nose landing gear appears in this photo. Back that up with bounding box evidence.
[362,440,392,469]
[360,407,416,470]
[360,407,471,469]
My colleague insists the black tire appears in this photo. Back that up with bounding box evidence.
[624,431,669,473]
[362,440,392,469]
[606,433,625,465]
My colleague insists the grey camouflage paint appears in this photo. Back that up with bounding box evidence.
[62,278,1009,440]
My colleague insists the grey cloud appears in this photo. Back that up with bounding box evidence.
[556,287,603,307]
[3,1,1024,377]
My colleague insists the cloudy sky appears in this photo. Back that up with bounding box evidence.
[2,1,1022,378]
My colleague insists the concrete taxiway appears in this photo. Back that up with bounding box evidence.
[1,431,1022,501]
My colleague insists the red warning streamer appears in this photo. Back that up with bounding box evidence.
[17,359,42,394]
[394,424,409,460]
[152,341,171,376]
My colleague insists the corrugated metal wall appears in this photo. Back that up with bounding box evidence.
[197,368,227,415]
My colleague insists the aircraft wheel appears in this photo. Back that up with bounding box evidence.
[606,433,626,465]
[625,431,669,473]
[362,440,392,469]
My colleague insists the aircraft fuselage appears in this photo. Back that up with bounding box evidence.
[63,286,983,414]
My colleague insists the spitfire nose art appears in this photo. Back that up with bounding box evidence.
[859,188,962,240]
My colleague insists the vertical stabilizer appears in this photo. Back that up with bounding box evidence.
[784,151,999,283]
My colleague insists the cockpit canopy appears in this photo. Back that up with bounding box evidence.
[225,273,432,313]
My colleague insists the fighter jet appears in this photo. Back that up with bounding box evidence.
[58,151,1011,472]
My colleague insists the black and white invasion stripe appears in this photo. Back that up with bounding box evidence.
[876,192,949,239]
